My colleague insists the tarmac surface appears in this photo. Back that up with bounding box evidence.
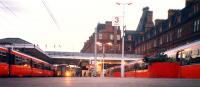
[0,77,200,87]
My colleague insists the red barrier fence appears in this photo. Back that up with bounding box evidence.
[148,62,180,78]
[113,72,121,77]
[180,64,200,79]
[125,71,135,77]
[112,62,200,79]
[135,70,149,78]
[125,70,149,78]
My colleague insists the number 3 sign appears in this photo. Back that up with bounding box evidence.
[112,16,120,26]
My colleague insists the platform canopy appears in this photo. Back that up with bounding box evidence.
[0,38,143,65]
[0,38,51,63]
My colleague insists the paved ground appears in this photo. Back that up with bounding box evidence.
[0,77,200,87]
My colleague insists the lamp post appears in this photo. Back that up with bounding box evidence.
[97,42,112,77]
[116,2,132,77]
[102,44,105,77]
[94,28,97,77]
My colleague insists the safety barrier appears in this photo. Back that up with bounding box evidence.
[113,72,121,77]
[148,62,180,78]
[113,62,200,79]
[125,70,149,78]
[180,64,200,79]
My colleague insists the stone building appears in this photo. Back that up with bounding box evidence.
[134,0,200,56]
[81,21,121,54]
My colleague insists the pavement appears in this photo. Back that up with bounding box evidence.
[0,77,200,87]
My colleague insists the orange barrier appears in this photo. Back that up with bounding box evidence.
[125,71,135,77]
[125,70,149,78]
[113,72,121,77]
[0,63,9,76]
[180,64,200,79]
[135,70,149,78]
[148,62,179,78]
[112,63,200,79]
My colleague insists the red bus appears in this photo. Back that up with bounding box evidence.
[0,47,54,77]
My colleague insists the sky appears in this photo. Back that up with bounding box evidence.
[0,0,185,52]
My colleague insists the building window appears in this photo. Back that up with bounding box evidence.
[197,4,199,12]
[128,45,132,51]
[177,28,182,38]
[142,37,145,41]
[197,19,200,32]
[194,19,200,32]
[194,21,197,32]
[160,37,162,45]
[154,30,156,36]
[169,22,171,28]
[99,33,102,39]
[177,16,181,23]
[180,28,182,37]
[128,35,132,41]
[117,35,120,40]
[170,33,173,41]
[159,27,162,33]
[197,4,199,13]
[194,3,199,14]
[166,34,169,43]
[118,45,120,51]
[194,4,196,14]
[147,33,150,39]
[110,34,113,40]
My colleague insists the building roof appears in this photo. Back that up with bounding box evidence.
[0,38,32,45]
[0,38,51,63]
[136,7,149,32]
[97,23,105,32]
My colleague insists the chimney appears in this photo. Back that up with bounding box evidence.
[155,19,165,26]
[186,0,197,6]
[145,11,154,31]
[105,21,112,26]
[143,7,149,12]
[168,9,180,18]
[147,11,153,24]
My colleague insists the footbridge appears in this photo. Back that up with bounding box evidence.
[46,51,143,61]
[45,51,143,65]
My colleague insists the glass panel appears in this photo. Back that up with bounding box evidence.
[0,51,7,63]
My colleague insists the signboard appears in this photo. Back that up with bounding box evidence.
[112,16,120,26]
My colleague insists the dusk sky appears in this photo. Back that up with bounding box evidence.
[0,0,185,52]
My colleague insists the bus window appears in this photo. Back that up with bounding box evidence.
[37,63,43,69]
[22,58,31,67]
[44,65,51,70]
[14,56,23,65]
[0,51,7,63]
[198,49,200,55]
[182,53,186,58]
[32,61,37,68]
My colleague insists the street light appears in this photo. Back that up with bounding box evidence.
[94,28,97,77]
[97,42,112,77]
[116,2,132,77]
